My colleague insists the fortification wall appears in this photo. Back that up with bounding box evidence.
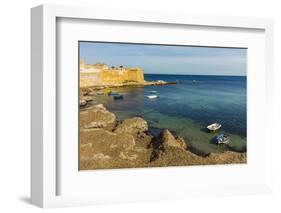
[99,68,144,84]
[80,72,101,87]
[79,60,144,87]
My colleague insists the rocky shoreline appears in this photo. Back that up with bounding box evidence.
[80,102,246,170]
[79,81,176,108]
[80,80,176,90]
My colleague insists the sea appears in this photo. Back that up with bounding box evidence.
[92,74,247,155]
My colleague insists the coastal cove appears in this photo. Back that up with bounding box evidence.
[80,74,247,165]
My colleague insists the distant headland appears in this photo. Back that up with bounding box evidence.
[80,59,176,89]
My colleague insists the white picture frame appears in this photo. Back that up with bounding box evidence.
[31,4,274,208]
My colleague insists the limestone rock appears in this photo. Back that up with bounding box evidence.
[206,151,246,164]
[88,91,96,96]
[160,129,187,150]
[93,104,106,110]
[80,104,116,131]
[79,102,247,170]
[80,128,135,156]
[119,151,138,160]
[114,117,148,135]
[150,146,204,167]
[79,100,87,107]
[81,95,93,102]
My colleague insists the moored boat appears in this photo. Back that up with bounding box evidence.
[207,123,221,131]
[215,132,230,144]
[108,91,119,96]
[113,94,124,100]
[147,95,158,99]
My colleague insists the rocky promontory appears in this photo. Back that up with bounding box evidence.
[80,104,246,170]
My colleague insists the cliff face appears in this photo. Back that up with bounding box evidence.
[80,60,144,87]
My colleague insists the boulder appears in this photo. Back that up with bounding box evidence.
[160,129,187,150]
[88,91,96,96]
[114,117,148,135]
[80,104,116,131]
[93,104,106,110]
[81,95,93,102]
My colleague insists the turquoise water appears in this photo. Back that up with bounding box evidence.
[92,74,247,154]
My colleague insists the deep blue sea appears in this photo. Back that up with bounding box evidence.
[93,74,247,154]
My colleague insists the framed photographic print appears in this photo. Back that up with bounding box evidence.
[31,4,274,208]
[78,41,247,170]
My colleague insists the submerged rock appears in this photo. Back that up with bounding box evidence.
[80,104,116,131]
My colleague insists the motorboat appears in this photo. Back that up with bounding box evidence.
[113,95,124,100]
[215,132,230,144]
[207,123,221,131]
[147,95,158,99]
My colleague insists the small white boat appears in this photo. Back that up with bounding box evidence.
[147,95,158,99]
[150,90,157,94]
[207,123,221,131]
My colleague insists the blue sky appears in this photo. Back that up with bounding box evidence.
[79,42,247,76]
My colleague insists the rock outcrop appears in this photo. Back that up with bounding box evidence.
[80,104,116,131]
[114,117,148,135]
[80,128,135,156]
[114,117,152,148]
[206,151,246,164]
[160,129,187,150]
